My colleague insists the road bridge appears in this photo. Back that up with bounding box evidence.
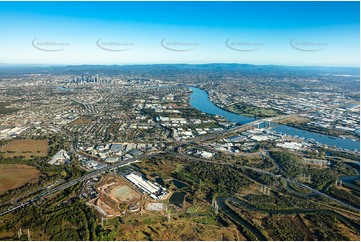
[0,114,307,217]
[177,114,301,146]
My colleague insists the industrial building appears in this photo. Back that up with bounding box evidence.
[110,144,123,154]
[124,173,167,200]
[48,149,70,165]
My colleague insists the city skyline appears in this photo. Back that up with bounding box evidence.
[0,1,359,67]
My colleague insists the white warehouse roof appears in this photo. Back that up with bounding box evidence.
[125,173,159,194]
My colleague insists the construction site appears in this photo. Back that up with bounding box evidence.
[90,174,142,217]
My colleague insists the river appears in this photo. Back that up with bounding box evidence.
[339,162,360,190]
[189,87,360,152]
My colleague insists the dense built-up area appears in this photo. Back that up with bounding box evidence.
[0,65,359,241]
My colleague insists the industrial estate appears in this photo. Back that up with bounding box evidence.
[0,0,360,240]
[0,64,359,241]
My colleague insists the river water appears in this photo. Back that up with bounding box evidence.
[189,87,360,152]
[339,162,360,189]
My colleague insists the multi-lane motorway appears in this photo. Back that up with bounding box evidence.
[0,153,153,217]
[1,113,355,217]
[167,151,360,212]
[185,114,300,144]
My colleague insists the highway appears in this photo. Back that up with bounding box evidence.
[0,113,344,217]
[181,114,301,145]
[167,113,360,212]
[167,151,360,212]
[0,152,155,217]
[285,177,359,212]
[239,166,359,212]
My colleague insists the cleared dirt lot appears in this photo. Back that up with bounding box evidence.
[0,164,41,194]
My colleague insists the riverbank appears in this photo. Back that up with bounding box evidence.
[205,88,359,141]
[224,103,283,118]
[189,86,360,151]
[278,120,360,141]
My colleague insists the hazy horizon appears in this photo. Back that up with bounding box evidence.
[0,63,359,69]
[0,1,359,67]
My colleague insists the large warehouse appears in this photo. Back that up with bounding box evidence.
[125,173,167,200]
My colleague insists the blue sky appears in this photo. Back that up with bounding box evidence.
[0,1,359,66]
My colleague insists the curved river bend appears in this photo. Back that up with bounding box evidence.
[189,87,360,152]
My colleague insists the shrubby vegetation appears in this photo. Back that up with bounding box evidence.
[0,135,84,204]
[306,163,356,191]
[240,155,275,170]
[269,151,302,176]
[0,155,84,204]
[262,214,313,240]
[303,213,350,241]
[242,194,318,210]
[323,149,360,161]
[0,184,120,241]
[328,186,360,208]
[245,169,279,186]
[173,162,251,198]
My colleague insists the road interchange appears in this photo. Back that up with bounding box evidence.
[1,114,358,217]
